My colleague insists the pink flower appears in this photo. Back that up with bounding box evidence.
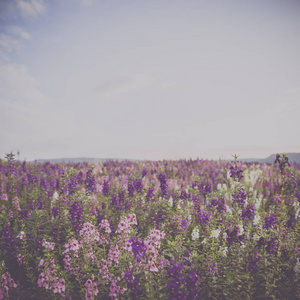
[16,253,25,265]
[1,193,8,201]
[38,259,44,267]
[149,261,158,272]
[42,239,55,251]
[99,219,111,234]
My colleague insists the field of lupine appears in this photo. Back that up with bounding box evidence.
[0,153,299,300]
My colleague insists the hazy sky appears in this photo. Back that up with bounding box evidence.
[1,0,300,161]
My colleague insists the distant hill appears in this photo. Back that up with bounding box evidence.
[32,153,300,164]
[239,153,300,164]
[33,157,138,164]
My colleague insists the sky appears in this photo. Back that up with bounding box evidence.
[0,0,300,161]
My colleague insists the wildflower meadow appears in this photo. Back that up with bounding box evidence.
[0,153,299,299]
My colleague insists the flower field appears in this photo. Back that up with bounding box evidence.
[0,153,299,299]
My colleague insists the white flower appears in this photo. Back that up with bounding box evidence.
[238,225,244,236]
[296,207,300,219]
[201,238,207,245]
[210,229,220,239]
[219,246,228,257]
[17,231,25,240]
[177,200,183,210]
[253,233,260,242]
[191,228,199,241]
[226,205,232,215]
[255,196,262,210]
[253,215,261,226]
[227,171,231,179]
[168,197,173,207]
[53,191,59,200]
[217,183,227,191]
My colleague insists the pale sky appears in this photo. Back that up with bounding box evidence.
[1,0,300,161]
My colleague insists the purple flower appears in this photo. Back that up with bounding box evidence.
[230,165,244,181]
[206,260,218,276]
[182,218,189,230]
[274,154,281,164]
[127,180,134,197]
[209,198,227,213]
[40,177,50,191]
[197,209,211,225]
[141,168,148,177]
[226,226,242,246]
[130,237,147,262]
[241,204,255,221]
[111,194,121,213]
[167,262,201,300]
[1,225,15,257]
[146,186,155,201]
[248,250,260,272]
[133,178,143,194]
[69,201,83,234]
[180,189,188,201]
[263,215,277,230]
[68,175,79,194]
[266,238,277,255]
[158,173,170,199]
[85,169,96,193]
[125,272,144,299]
[233,190,247,208]
[102,179,110,196]
[52,206,60,217]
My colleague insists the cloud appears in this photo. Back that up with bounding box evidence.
[0,63,46,106]
[8,25,32,40]
[0,26,32,62]
[16,0,46,18]
[0,62,50,159]
[94,74,157,101]
[0,0,45,20]
[76,0,96,6]
[0,33,22,53]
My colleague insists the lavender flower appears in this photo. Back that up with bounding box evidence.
[158,173,170,199]
[197,209,211,225]
[266,238,277,255]
[182,218,189,230]
[209,198,227,213]
[124,272,144,299]
[226,226,242,246]
[127,180,134,197]
[68,175,78,194]
[1,225,15,257]
[263,214,277,230]
[241,204,255,221]
[146,186,155,201]
[111,193,121,213]
[40,177,50,191]
[133,178,143,194]
[130,237,147,262]
[230,165,244,181]
[233,190,247,208]
[248,251,260,272]
[85,169,96,193]
[69,201,83,235]
[102,179,110,196]
[167,262,201,300]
